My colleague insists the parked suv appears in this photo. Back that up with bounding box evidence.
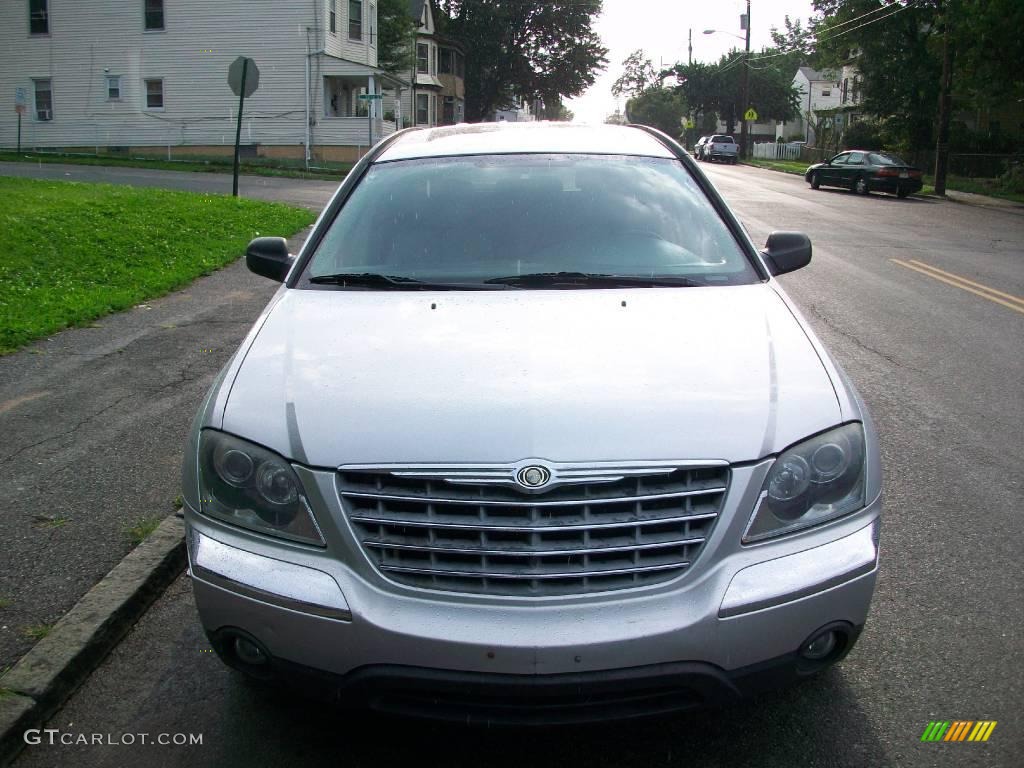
[705,134,739,163]
[183,123,881,724]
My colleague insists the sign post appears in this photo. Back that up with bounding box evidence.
[358,92,383,150]
[227,57,260,197]
[15,87,27,153]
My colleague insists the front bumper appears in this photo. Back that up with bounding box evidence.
[204,632,862,724]
[185,460,880,718]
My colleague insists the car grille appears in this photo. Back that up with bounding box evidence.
[337,462,730,597]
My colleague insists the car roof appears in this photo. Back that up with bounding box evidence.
[375,122,677,162]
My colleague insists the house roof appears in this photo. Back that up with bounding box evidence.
[407,0,423,20]
[798,66,840,83]
[318,55,410,88]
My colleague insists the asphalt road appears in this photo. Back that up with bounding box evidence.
[9,162,1024,768]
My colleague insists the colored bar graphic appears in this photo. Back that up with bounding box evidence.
[921,721,996,743]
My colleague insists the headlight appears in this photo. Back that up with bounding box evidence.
[743,423,866,543]
[198,430,325,546]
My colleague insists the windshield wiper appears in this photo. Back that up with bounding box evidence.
[483,272,704,288]
[308,273,504,290]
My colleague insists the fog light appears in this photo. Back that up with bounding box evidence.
[800,630,838,660]
[234,636,268,666]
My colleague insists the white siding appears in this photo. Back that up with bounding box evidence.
[0,0,379,149]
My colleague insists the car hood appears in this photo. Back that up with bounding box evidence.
[220,285,841,467]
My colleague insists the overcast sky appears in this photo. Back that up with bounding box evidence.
[566,0,816,123]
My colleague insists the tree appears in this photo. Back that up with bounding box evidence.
[436,1,608,121]
[625,88,687,137]
[377,0,419,75]
[770,16,817,61]
[813,0,942,154]
[671,53,799,134]
[612,50,659,98]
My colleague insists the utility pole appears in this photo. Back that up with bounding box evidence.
[740,0,751,160]
[689,28,692,65]
[934,4,954,196]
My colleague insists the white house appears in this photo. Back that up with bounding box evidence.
[776,65,863,147]
[397,0,465,128]
[0,0,411,163]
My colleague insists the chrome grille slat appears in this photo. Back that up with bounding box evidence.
[348,512,717,532]
[340,487,726,507]
[364,537,705,557]
[339,462,729,597]
[379,562,689,580]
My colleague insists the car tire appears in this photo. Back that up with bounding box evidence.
[810,172,820,190]
[854,176,869,195]
[897,188,910,199]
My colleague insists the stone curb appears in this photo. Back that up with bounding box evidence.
[0,515,186,766]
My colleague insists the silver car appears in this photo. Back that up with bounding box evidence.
[182,123,881,724]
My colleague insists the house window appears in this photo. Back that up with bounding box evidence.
[349,0,362,40]
[144,78,163,109]
[29,0,48,35]
[821,89,831,97]
[439,48,452,75]
[442,96,455,125]
[455,52,465,79]
[416,93,428,125]
[106,75,121,100]
[369,4,376,45]
[144,0,164,31]
[329,0,336,34]
[416,43,428,74]
[33,78,52,120]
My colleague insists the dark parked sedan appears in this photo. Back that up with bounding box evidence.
[805,150,923,198]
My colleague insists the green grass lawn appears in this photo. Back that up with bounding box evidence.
[743,158,809,176]
[0,176,315,354]
[0,151,353,182]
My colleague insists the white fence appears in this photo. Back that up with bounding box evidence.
[752,142,802,161]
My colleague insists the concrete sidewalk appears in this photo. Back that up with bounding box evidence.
[0,228,309,675]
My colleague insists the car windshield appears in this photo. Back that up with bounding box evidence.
[304,153,759,287]
[869,152,909,166]
[711,135,734,142]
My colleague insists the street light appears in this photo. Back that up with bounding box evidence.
[703,29,744,41]
[703,1,751,160]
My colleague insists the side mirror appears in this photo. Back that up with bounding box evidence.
[761,231,812,276]
[246,237,294,282]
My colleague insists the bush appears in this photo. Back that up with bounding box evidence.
[842,120,885,150]
[999,163,1024,194]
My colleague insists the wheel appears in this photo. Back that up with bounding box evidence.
[897,188,910,199]
[853,176,869,195]
[810,172,820,190]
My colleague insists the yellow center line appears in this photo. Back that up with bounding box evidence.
[907,259,1024,308]
[890,259,1024,315]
